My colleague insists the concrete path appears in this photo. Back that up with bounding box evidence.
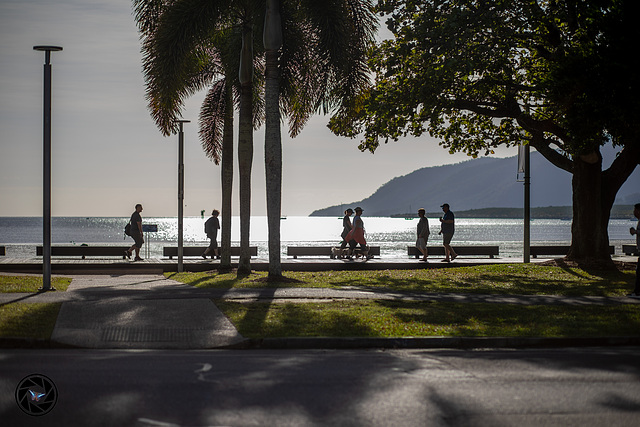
[49,275,245,349]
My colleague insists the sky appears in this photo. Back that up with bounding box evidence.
[0,0,515,218]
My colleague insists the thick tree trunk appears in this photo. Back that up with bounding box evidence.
[264,48,282,278]
[264,0,283,278]
[220,85,234,270]
[237,25,253,276]
[566,150,614,268]
[238,81,253,275]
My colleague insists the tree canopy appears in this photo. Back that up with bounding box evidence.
[331,0,639,163]
[330,0,640,266]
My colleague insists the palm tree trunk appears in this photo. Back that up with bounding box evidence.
[220,83,234,270]
[237,23,254,275]
[264,0,283,278]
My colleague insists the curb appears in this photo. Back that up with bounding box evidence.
[242,336,640,350]
[3,336,640,350]
[0,337,80,349]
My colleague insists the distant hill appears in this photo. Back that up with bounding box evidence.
[311,151,640,217]
[392,205,635,220]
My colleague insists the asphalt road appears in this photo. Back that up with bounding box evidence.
[1,347,639,426]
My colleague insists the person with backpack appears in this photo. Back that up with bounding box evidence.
[125,204,144,261]
[202,209,220,259]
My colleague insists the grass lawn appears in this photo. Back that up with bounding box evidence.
[217,300,640,338]
[166,264,635,296]
[0,275,70,340]
[0,275,71,293]
[168,264,640,339]
[0,303,62,339]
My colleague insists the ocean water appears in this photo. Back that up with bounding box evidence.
[0,216,636,259]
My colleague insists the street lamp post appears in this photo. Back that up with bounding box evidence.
[518,143,531,263]
[34,45,62,291]
[176,120,190,273]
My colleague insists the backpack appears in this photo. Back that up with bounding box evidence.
[124,222,132,236]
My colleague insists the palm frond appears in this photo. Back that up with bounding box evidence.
[139,0,234,135]
[199,79,228,163]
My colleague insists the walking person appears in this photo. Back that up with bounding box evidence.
[339,208,354,255]
[627,203,640,298]
[125,204,144,261]
[416,208,430,262]
[202,209,220,259]
[346,207,371,260]
[439,203,458,262]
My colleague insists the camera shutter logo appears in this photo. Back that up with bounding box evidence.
[15,374,58,416]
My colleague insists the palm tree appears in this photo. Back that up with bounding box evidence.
[199,72,234,269]
[133,0,265,275]
[134,0,377,279]
[262,0,377,278]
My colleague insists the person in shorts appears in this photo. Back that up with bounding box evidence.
[416,208,430,262]
[439,203,458,262]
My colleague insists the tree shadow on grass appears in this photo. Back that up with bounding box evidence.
[325,269,634,297]
[0,302,61,339]
[219,301,375,338]
[379,300,640,337]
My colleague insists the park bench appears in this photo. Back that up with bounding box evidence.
[530,245,615,258]
[287,246,381,259]
[0,246,5,256]
[407,245,499,259]
[163,246,257,259]
[36,245,131,259]
[622,244,638,256]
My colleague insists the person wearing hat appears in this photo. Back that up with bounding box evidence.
[416,208,430,261]
[439,203,458,262]
[202,209,220,259]
[339,208,354,253]
[345,207,371,259]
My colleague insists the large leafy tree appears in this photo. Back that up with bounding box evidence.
[331,0,640,267]
[262,0,377,278]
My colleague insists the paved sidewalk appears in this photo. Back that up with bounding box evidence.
[2,274,639,350]
[25,275,243,349]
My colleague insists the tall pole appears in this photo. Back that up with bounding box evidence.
[176,120,189,273]
[523,144,531,263]
[34,45,62,292]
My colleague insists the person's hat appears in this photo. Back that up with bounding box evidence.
[346,208,354,214]
[355,206,363,212]
[440,203,449,208]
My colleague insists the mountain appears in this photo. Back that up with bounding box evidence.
[310,151,640,217]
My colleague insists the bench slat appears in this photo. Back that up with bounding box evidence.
[530,245,614,258]
[288,246,381,259]
[163,246,257,259]
[36,246,131,259]
[407,246,499,258]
